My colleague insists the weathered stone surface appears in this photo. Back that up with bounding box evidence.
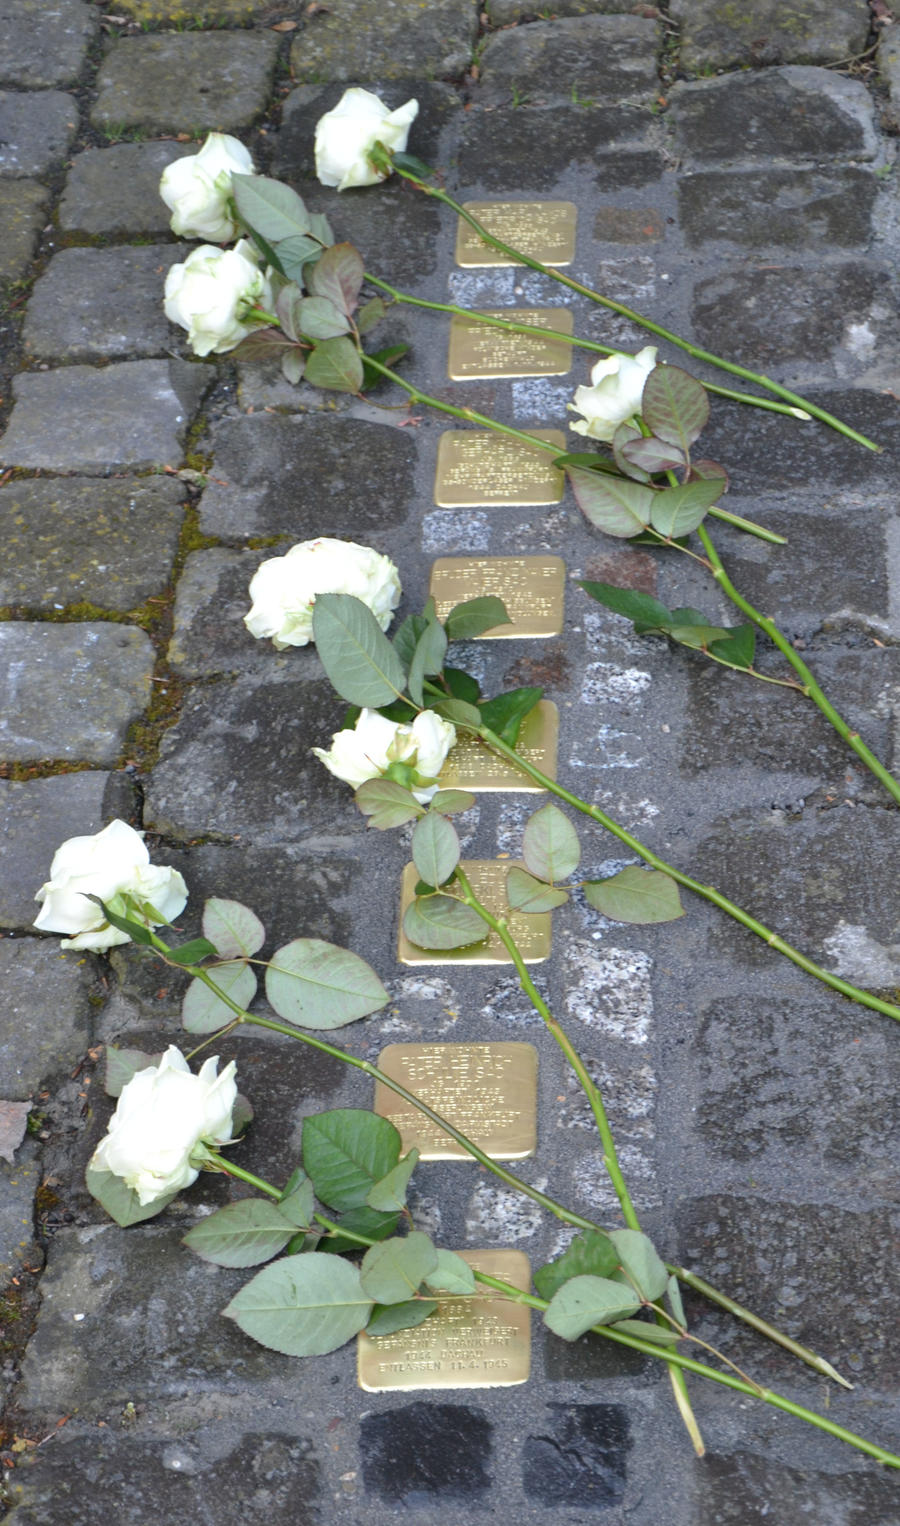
[0,90,77,178]
[59,142,193,237]
[699,390,900,491]
[0,178,48,281]
[685,1450,900,1524]
[0,360,209,473]
[198,414,416,539]
[0,940,95,1099]
[456,105,660,191]
[289,0,478,83]
[0,624,154,764]
[0,1137,40,1283]
[593,204,664,243]
[114,0,282,18]
[671,0,870,72]
[0,772,134,929]
[167,547,272,677]
[0,0,96,88]
[359,1402,492,1502]
[23,246,187,362]
[0,476,185,611]
[489,0,634,20]
[477,15,660,105]
[91,34,278,134]
[670,67,878,164]
[522,1404,631,1507]
[678,167,878,249]
[881,27,900,128]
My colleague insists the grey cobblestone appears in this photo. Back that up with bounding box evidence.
[0,0,97,89]
[91,33,279,134]
[0,178,48,282]
[23,245,188,362]
[670,67,879,164]
[677,167,879,250]
[0,771,134,928]
[477,15,660,105]
[289,0,478,83]
[58,141,193,237]
[0,89,78,177]
[670,0,870,73]
[0,939,96,1099]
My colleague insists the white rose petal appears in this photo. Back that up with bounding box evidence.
[244,537,402,650]
[159,132,255,242]
[315,87,419,191]
[33,819,188,952]
[164,239,273,357]
[568,345,658,443]
[313,708,456,803]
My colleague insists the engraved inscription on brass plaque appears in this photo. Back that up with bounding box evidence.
[438,700,558,793]
[455,201,577,267]
[374,1042,538,1160]
[434,428,565,508]
[397,860,552,966]
[430,555,565,638]
[358,1248,531,1391]
[448,309,573,380]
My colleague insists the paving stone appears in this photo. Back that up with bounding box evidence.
[0,178,48,282]
[91,34,279,135]
[289,0,478,83]
[0,623,154,765]
[114,0,283,18]
[0,771,134,929]
[198,414,415,539]
[0,89,78,178]
[593,204,664,244]
[881,27,900,130]
[671,0,870,72]
[0,476,185,612]
[0,0,97,88]
[678,167,878,250]
[0,1137,40,1283]
[0,940,96,1100]
[0,359,209,473]
[23,246,187,363]
[543,1328,656,1383]
[167,547,275,678]
[359,1401,492,1503]
[670,67,878,164]
[58,142,194,237]
[522,1403,631,1507]
[699,390,900,492]
[477,15,660,105]
[489,0,635,20]
[456,105,660,192]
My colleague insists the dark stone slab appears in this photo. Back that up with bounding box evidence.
[359,1401,492,1503]
[478,15,659,105]
[522,1403,631,1507]
[59,142,193,237]
[490,0,635,18]
[689,1449,900,1524]
[671,0,870,72]
[593,204,664,243]
[670,67,878,164]
[167,548,271,678]
[0,0,96,88]
[544,1328,656,1384]
[0,623,154,765]
[289,0,478,82]
[0,771,134,929]
[0,1137,40,1284]
[457,102,662,190]
[0,359,210,473]
[198,414,416,539]
[678,167,878,250]
[0,476,185,612]
[23,245,187,362]
[0,179,48,282]
[698,390,900,492]
[0,90,78,178]
[0,940,95,1100]
[91,34,279,134]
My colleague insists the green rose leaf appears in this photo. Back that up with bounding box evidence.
[579,580,674,632]
[229,330,298,363]
[357,296,387,335]
[282,350,305,385]
[442,667,482,704]
[666,1273,687,1329]
[307,241,365,317]
[443,597,512,641]
[612,1318,680,1346]
[407,602,448,706]
[366,1299,438,1336]
[360,1231,439,1304]
[361,343,409,390]
[650,478,724,538]
[608,1228,670,1302]
[611,421,652,483]
[296,295,351,340]
[479,686,542,747]
[275,234,322,284]
[392,151,437,179]
[506,866,570,913]
[392,611,429,669]
[86,1165,178,1227]
[567,465,654,538]
[706,623,756,669]
[265,937,389,1030]
[411,812,460,889]
[621,435,686,474]
[668,622,734,651]
[544,1274,641,1341]
[522,802,581,883]
[366,1148,420,1213]
[641,364,710,451]
[319,1205,400,1255]
[86,894,154,946]
[403,894,487,951]
[355,778,426,830]
[182,960,257,1033]
[302,1109,401,1211]
[223,1252,373,1356]
[583,867,684,925]
[277,1174,316,1229]
[425,1249,477,1295]
[232,173,311,243]
[533,1229,620,1301]
[432,696,482,728]
[429,789,476,816]
[183,1198,300,1268]
[313,592,408,707]
[104,1046,162,1098]
[304,335,364,393]
[202,898,266,959]
[165,936,219,968]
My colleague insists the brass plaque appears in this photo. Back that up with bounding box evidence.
[434,428,565,508]
[430,555,565,638]
[439,700,558,793]
[358,1248,532,1391]
[397,860,552,966]
[455,201,577,267]
[448,309,573,380]
[373,1042,538,1160]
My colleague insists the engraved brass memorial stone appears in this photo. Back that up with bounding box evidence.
[430,555,565,638]
[373,1042,538,1160]
[455,201,577,267]
[434,428,565,507]
[438,700,558,793]
[447,308,573,380]
[397,860,552,965]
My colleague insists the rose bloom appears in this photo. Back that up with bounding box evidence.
[33,819,188,952]
[568,345,658,443]
[315,87,418,191]
[244,538,402,650]
[313,709,456,803]
[159,132,255,242]
[164,239,273,357]
[90,1047,238,1206]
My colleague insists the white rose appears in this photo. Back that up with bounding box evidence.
[90,1047,238,1205]
[159,132,255,242]
[33,819,188,952]
[568,345,658,443]
[244,538,402,650]
[164,239,273,357]
[315,87,419,191]
[312,708,456,803]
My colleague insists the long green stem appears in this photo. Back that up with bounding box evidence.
[391,167,881,453]
[471,724,900,1023]
[696,524,900,807]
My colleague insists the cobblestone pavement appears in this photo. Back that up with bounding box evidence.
[2,1,900,1521]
